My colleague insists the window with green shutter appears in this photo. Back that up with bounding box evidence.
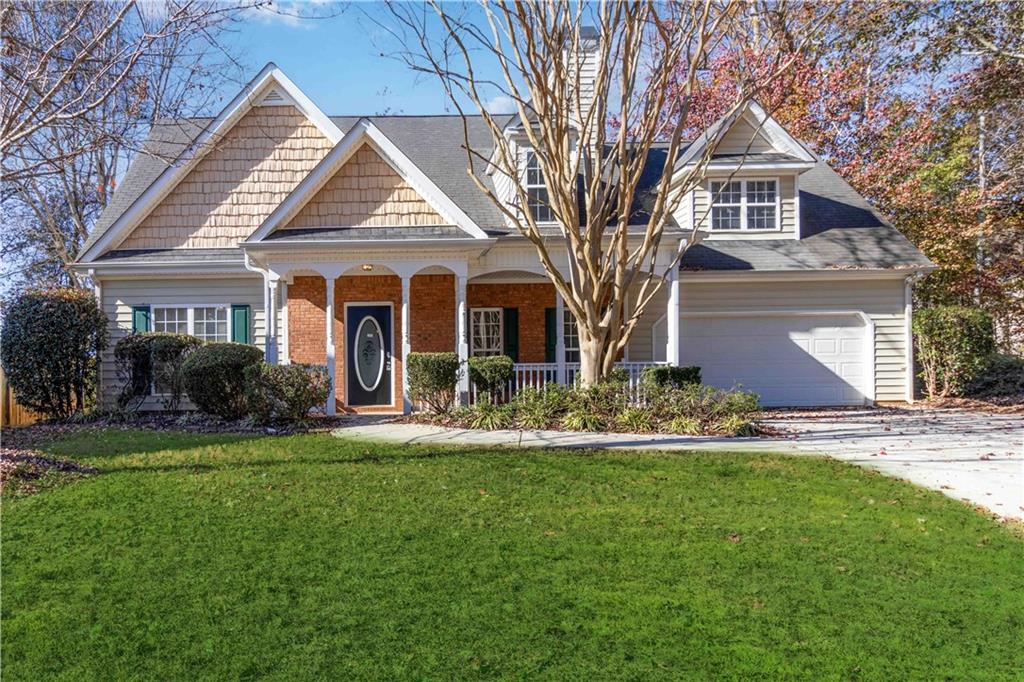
[131,305,151,333]
[502,308,519,362]
[231,305,251,344]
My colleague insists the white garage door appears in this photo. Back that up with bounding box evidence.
[679,314,869,406]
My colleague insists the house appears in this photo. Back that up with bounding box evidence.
[75,62,933,414]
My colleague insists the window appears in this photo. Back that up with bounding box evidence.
[194,306,229,342]
[709,179,778,231]
[153,307,189,334]
[563,314,580,363]
[525,152,554,223]
[471,308,503,356]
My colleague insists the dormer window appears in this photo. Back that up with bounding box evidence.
[710,179,778,231]
[525,152,554,223]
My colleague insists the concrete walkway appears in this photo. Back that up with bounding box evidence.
[334,408,1023,520]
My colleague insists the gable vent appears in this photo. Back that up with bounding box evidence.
[258,88,289,106]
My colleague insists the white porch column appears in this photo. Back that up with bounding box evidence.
[455,275,469,404]
[280,280,289,365]
[555,291,567,385]
[400,276,412,414]
[325,276,337,416]
[266,278,279,364]
[666,266,680,365]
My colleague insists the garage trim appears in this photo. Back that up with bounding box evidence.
[679,309,876,404]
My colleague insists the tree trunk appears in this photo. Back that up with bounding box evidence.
[578,333,605,387]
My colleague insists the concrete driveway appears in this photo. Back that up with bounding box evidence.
[335,408,1023,520]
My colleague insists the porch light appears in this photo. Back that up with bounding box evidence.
[361,264,373,272]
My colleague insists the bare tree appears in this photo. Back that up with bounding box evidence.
[383,1,832,385]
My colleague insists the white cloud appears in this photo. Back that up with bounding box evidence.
[484,95,517,114]
[242,1,310,29]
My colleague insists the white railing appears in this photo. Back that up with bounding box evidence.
[468,361,667,406]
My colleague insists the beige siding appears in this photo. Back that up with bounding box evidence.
[284,143,447,229]
[99,277,266,409]
[625,284,668,362]
[692,174,796,236]
[716,117,775,155]
[676,279,908,401]
[119,106,333,249]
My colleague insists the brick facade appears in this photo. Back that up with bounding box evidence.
[467,282,555,362]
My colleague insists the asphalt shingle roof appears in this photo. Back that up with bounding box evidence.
[84,113,931,272]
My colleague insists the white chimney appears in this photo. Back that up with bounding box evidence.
[568,26,600,137]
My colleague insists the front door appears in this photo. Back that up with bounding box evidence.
[345,304,393,407]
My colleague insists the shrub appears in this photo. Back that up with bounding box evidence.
[114,333,202,411]
[614,406,654,433]
[663,415,701,435]
[0,288,108,419]
[244,363,330,424]
[511,385,569,429]
[965,354,1024,398]
[712,414,759,437]
[468,355,514,403]
[641,365,701,389]
[407,352,461,414]
[913,307,995,398]
[562,407,606,432]
[181,343,263,419]
[468,401,514,430]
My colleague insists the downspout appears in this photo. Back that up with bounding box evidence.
[904,273,922,404]
[243,253,273,361]
[88,268,104,409]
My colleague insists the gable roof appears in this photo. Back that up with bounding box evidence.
[78,63,341,262]
[247,118,489,242]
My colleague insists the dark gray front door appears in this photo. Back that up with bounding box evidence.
[345,305,392,406]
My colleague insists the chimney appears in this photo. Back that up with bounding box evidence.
[568,26,600,137]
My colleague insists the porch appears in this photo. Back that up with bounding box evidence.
[251,257,681,415]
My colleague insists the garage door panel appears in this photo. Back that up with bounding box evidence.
[681,315,868,407]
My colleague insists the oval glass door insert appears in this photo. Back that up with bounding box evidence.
[354,316,385,391]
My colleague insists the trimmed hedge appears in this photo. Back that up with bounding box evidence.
[641,365,701,389]
[965,354,1024,398]
[0,288,108,419]
[114,333,202,411]
[913,306,995,398]
[467,355,514,403]
[407,352,461,414]
[181,343,263,420]
[244,362,330,424]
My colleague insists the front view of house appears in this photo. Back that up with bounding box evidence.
[77,63,933,413]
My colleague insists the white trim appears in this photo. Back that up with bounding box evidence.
[150,303,233,342]
[325,277,336,415]
[339,301,395,405]
[707,177,781,232]
[79,64,342,262]
[280,280,290,364]
[680,309,876,404]
[904,276,915,403]
[247,119,489,243]
[794,173,801,240]
[674,101,816,170]
[469,307,504,356]
[680,269,932,283]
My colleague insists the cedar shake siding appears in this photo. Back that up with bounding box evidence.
[119,106,333,249]
[283,143,448,229]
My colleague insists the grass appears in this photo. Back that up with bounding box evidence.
[3,429,1022,680]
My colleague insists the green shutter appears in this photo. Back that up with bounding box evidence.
[544,307,556,363]
[131,305,151,333]
[231,304,251,344]
[502,308,519,362]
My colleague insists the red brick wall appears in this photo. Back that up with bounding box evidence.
[287,273,458,413]
[467,282,555,362]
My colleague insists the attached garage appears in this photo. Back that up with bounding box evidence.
[679,312,873,406]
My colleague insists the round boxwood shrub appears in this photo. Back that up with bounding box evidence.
[407,352,461,414]
[244,362,330,424]
[181,343,263,420]
[0,287,108,419]
[467,355,514,404]
[641,365,701,389]
[114,332,202,411]
[913,306,995,398]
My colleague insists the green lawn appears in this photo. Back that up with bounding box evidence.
[3,430,1022,680]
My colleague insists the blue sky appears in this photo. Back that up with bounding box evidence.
[225,2,508,116]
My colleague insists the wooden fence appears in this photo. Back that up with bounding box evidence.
[0,366,41,428]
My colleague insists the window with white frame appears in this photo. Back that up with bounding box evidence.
[709,179,778,231]
[563,314,580,363]
[153,307,189,334]
[194,306,230,342]
[525,151,554,223]
[470,308,502,356]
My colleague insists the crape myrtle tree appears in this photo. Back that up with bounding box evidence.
[384,0,833,385]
